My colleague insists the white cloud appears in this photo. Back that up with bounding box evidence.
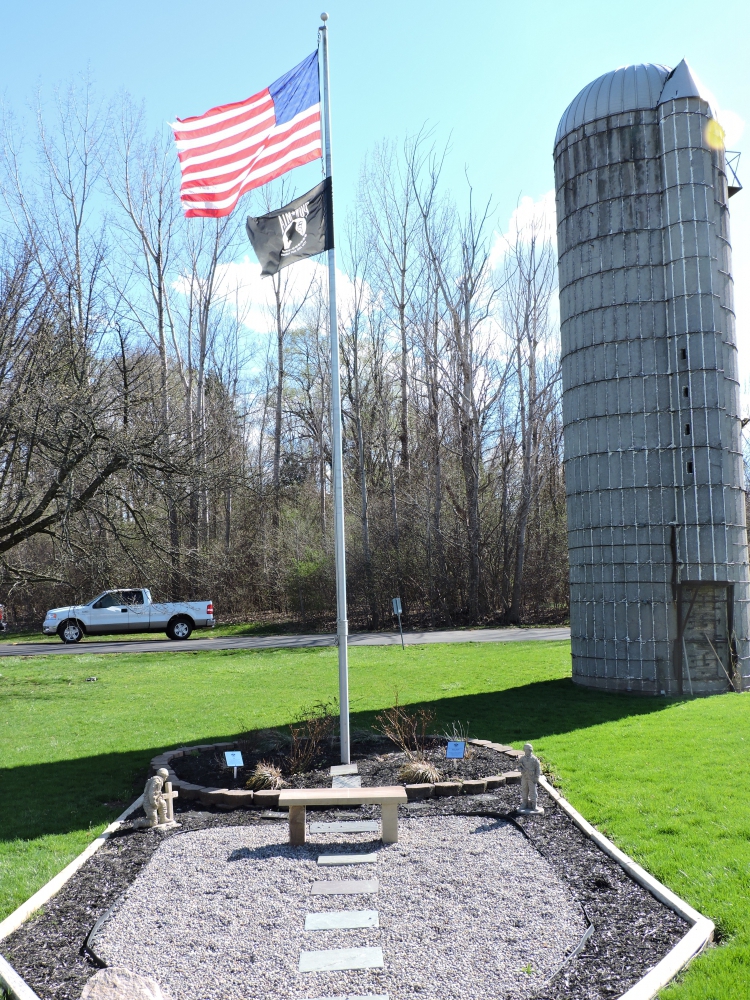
[210,255,324,335]
[195,252,372,345]
[490,190,557,269]
[503,190,557,244]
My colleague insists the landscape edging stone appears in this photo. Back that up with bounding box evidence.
[0,796,144,1000]
[163,742,512,803]
[537,775,714,1000]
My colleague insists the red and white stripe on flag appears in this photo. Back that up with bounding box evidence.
[170,52,322,218]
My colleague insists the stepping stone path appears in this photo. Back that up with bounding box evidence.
[298,947,384,972]
[305,995,388,1000]
[331,774,362,788]
[317,853,378,866]
[311,878,379,895]
[305,910,379,930]
[301,762,387,990]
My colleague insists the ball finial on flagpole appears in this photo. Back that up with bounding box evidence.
[320,12,329,21]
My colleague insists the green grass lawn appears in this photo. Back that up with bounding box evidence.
[0,620,293,644]
[1,640,748,998]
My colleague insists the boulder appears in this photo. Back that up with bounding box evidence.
[81,967,173,1000]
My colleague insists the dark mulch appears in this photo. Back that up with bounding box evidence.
[2,763,689,1000]
[1,809,257,1000]
[171,734,520,790]
[415,788,689,999]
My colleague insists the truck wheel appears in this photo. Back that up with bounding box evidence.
[58,620,84,644]
[167,617,193,640]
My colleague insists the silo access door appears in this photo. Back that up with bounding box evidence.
[675,583,736,694]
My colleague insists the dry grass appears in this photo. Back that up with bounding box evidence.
[244,761,287,790]
[398,758,443,784]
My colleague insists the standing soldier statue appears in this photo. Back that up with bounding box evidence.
[518,743,544,815]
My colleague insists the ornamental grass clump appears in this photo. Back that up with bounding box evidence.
[245,761,286,790]
[398,759,442,784]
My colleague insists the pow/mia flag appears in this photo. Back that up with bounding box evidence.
[246,178,333,277]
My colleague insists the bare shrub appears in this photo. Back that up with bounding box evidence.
[398,759,442,784]
[288,701,337,774]
[374,692,434,759]
[245,761,287,790]
[240,728,290,754]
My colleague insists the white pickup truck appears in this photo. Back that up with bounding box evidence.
[43,589,215,643]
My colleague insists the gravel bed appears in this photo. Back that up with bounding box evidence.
[88,816,586,1000]
[1,778,690,999]
[1,809,251,1000]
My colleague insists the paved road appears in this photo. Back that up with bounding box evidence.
[0,626,570,657]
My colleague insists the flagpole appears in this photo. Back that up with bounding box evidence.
[319,12,350,765]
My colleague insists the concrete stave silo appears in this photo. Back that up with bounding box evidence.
[554,60,750,695]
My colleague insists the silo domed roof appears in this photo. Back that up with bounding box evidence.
[555,63,671,145]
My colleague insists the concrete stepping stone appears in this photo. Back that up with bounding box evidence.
[331,774,362,788]
[309,820,379,834]
[317,853,377,866]
[305,909,379,930]
[311,878,378,895]
[299,946,384,972]
[304,995,388,999]
[330,763,359,776]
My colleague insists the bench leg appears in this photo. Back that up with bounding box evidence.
[289,805,306,845]
[381,802,399,844]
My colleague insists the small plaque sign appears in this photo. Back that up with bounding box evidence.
[224,751,244,767]
[446,741,466,759]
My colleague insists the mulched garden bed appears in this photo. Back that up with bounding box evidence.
[170,732,520,790]
[1,750,689,1000]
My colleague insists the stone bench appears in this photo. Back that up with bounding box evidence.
[277,786,408,845]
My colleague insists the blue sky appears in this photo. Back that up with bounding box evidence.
[2,0,750,366]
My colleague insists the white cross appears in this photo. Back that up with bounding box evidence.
[162,781,179,822]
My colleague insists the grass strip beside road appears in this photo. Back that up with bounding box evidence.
[0,620,293,644]
[0,640,747,998]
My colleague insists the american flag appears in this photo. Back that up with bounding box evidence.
[170,52,322,218]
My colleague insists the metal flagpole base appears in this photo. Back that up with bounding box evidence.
[338,617,350,764]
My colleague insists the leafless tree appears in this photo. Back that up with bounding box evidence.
[0,79,570,631]
[500,211,559,623]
